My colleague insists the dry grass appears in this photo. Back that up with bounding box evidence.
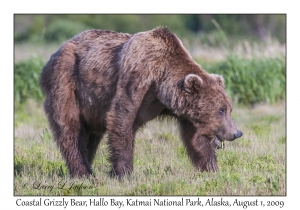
[14,36,285,63]
[14,43,60,62]
[183,36,285,63]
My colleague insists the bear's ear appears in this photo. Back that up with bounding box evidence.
[211,74,225,88]
[184,74,203,93]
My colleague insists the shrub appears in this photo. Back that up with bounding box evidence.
[44,19,88,42]
[202,56,286,105]
[14,56,45,104]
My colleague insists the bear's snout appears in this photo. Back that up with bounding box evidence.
[233,130,243,139]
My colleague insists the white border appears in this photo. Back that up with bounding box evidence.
[3,0,298,208]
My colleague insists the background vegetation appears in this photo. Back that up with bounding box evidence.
[14,14,286,195]
[14,14,286,44]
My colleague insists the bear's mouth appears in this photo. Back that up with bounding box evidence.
[211,136,225,149]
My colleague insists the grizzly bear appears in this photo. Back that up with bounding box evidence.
[40,27,242,178]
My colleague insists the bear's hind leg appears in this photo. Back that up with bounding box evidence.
[41,42,92,177]
[50,120,92,177]
[44,98,92,177]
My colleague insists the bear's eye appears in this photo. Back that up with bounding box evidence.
[219,108,226,115]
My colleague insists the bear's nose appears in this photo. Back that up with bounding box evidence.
[234,130,243,139]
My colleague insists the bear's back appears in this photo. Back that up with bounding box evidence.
[70,30,132,60]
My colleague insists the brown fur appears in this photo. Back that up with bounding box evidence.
[40,27,242,178]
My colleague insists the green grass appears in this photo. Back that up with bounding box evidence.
[14,100,286,196]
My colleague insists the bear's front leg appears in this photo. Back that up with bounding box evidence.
[107,119,135,177]
[179,118,218,172]
[106,81,150,177]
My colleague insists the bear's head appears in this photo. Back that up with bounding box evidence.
[182,73,243,142]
